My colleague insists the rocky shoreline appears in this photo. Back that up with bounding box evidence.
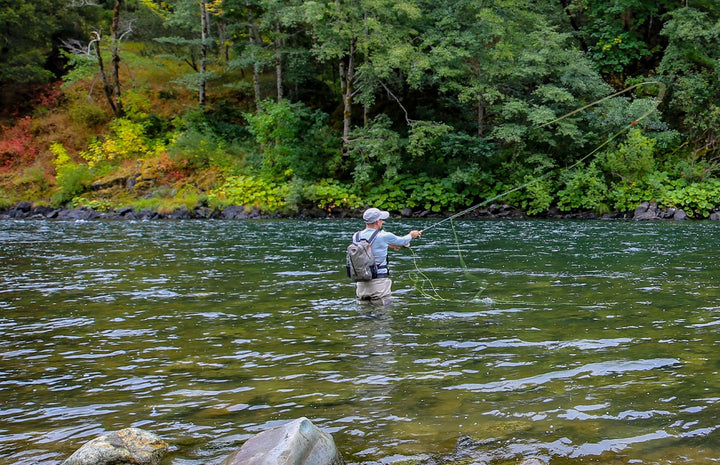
[2,200,719,221]
[58,418,547,465]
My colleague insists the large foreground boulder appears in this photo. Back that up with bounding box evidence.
[222,417,344,465]
[61,427,168,465]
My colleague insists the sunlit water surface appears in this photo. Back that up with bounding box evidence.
[1,219,720,465]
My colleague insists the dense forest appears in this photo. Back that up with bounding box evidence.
[1,0,719,218]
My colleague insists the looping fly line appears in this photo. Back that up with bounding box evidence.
[410,81,667,302]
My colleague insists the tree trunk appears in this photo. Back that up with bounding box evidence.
[199,0,208,107]
[249,25,262,110]
[477,100,484,138]
[340,37,356,148]
[110,0,124,117]
[275,20,283,102]
[93,34,118,117]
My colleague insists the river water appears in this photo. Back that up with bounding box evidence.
[1,218,719,465]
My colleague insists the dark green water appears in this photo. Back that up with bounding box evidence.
[1,219,719,465]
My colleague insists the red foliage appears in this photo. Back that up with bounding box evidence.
[0,81,63,119]
[0,117,39,169]
[156,152,189,182]
[30,82,63,110]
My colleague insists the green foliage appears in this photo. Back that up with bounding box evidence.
[346,114,403,184]
[67,97,112,129]
[51,143,93,206]
[61,50,100,87]
[126,185,206,214]
[208,175,289,211]
[0,190,12,210]
[522,176,555,215]
[0,0,62,85]
[659,7,720,156]
[81,118,167,166]
[71,197,114,212]
[13,165,50,197]
[364,174,469,213]
[300,179,362,211]
[168,109,248,171]
[169,126,233,170]
[244,99,340,181]
[7,0,720,220]
[661,178,720,218]
[557,162,609,213]
[602,128,657,181]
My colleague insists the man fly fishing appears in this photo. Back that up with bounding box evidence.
[347,207,422,305]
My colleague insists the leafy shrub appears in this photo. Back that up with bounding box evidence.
[81,118,167,166]
[208,175,289,212]
[127,185,205,214]
[67,98,110,128]
[71,197,114,212]
[557,162,609,213]
[51,142,93,206]
[364,174,469,213]
[611,171,672,213]
[661,178,720,218]
[522,176,555,215]
[602,129,656,182]
[347,114,403,184]
[0,191,12,210]
[244,99,340,181]
[301,179,362,211]
[13,165,50,197]
[168,125,240,171]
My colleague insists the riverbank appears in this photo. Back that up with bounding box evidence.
[3,200,717,222]
[0,200,714,221]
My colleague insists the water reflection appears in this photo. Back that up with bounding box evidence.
[1,219,720,464]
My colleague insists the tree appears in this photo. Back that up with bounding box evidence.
[61,0,130,117]
[659,5,720,159]
[226,0,294,110]
[302,0,421,152]
[560,0,680,81]
[151,0,221,107]
[0,0,63,86]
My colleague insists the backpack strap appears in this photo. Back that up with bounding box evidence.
[354,229,381,244]
[367,229,380,244]
[367,229,387,274]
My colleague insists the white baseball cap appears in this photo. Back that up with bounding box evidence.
[363,207,390,223]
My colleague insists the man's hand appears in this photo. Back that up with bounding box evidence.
[409,230,422,239]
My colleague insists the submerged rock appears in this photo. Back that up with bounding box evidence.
[61,427,168,465]
[221,417,344,465]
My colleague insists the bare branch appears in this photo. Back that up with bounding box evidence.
[60,38,91,56]
[380,81,416,124]
[67,0,100,6]
[118,19,136,42]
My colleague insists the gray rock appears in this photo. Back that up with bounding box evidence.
[222,205,250,219]
[633,201,660,220]
[57,208,101,220]
[222,417,344,465]
[167,206,191,219]
[673,209,688,221]
[61,427,168,465]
